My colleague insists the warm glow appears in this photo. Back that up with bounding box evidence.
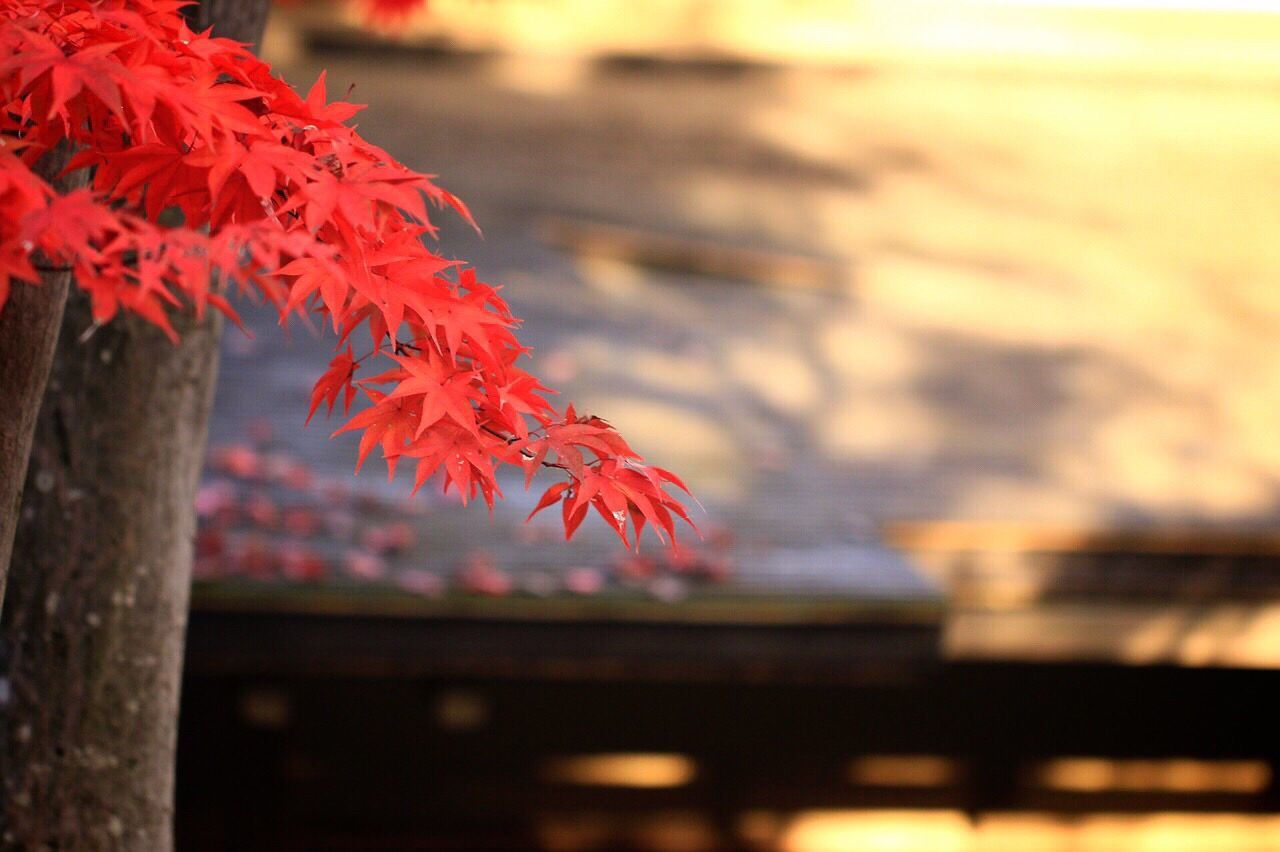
[782,810,972,852]
[542,753,698,788]
[780,811,1280,852]
[1036,757,1272,794]
[972,1,1280,8]
[849,755,960,788]
[315,0,1280,75]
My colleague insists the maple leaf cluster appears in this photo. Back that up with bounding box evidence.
[0,0,695,547]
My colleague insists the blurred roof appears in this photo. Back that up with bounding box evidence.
[195,5,1280,668]
[286,0,1280,80]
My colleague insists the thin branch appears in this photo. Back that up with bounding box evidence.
[478,423,573,474]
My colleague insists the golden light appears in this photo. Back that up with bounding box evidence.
[1035,757,1272,794]
[541,753,698,788]
[977,1,1280,8]
[978,813,1280,852]
[780,811,1280,852]
[781,810,972,852]
[848,755,960,788]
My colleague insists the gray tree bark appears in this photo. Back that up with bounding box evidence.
[0,2,269,848]
[1,299,223,851]
[0,146,85,606]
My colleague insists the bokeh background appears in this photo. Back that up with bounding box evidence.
[178,1,1280,849]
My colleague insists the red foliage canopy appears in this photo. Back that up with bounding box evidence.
[0,0,695,547]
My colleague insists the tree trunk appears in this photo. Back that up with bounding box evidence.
[0,146,85,606]
[1,299,223,851]
[0,3,268,848]
[184,0,270,38]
